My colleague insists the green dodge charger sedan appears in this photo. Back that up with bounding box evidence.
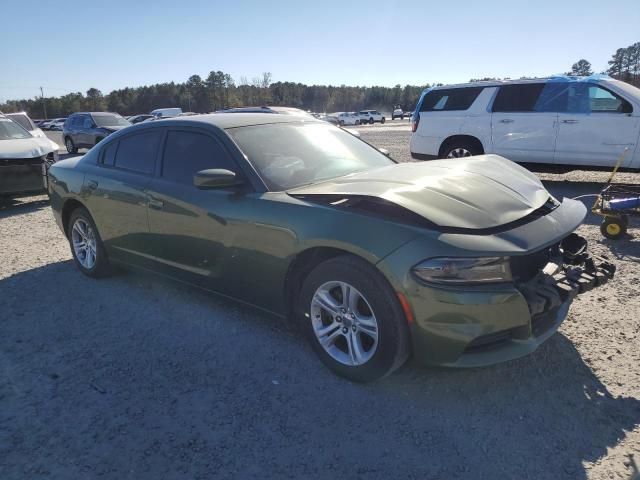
[46,113,614,382]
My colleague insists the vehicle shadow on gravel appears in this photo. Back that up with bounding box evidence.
[2,261,639,478]
[0,195,49,219]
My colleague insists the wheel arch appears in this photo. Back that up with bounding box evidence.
[61,198,88,238]
[438,134,485,158]
[284,247,372,319]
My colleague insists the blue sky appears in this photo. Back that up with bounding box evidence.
[2,0,639,101]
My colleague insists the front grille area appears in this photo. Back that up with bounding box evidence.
[465,329,514,352]
[0,156,44,166]
[510,242,560,282]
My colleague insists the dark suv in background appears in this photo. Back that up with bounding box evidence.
[63,112,131,153]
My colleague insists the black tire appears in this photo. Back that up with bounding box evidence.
[600,217,627,240]
[391,115,395,120]
[401,114,404,120]
[367,117,374,124]
[68,207,112,278]
[297,255,411,382]
[381,117,386,124]
[620,214,630,228]
[65,136,78,154]
[440,140,482,159]
[339,120,345,126]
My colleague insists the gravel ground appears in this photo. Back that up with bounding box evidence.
[0,126,639,479]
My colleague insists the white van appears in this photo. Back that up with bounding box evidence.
[150,107,183,119]
[410,76,640,168]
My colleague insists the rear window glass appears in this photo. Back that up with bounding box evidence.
[7,114,34,131]
[492,84,546,112]
[102,141,118,166]
[420,87,484,112]
[113,131,162,174]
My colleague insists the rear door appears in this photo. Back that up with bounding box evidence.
[491,83,559,163]
[84,129,162,265]
[554,83,639,167]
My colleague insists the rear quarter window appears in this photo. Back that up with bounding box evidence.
[420,87,484,112]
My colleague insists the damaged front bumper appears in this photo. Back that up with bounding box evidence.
[389,232,615,368]
[448,233,615,367]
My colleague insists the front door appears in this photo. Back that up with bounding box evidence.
[554,83,639,167]
[145,128,245,291]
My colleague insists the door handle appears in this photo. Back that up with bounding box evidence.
[148,198,164,210]
[499,119,514,123]
[561,119,579,124]
[87,180,98,190]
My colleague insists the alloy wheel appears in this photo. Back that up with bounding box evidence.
[71,218,97,269]
[446,147,472,158]
[310,281,379,366]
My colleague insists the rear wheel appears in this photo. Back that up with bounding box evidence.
[68,207,112,277]
[381,117,385,124]
[339,120,345,126]
[65,137,78,154]
[600,217,627,240]
[441,140,481,159]
[368,117,374,124]
[297,255,410,382]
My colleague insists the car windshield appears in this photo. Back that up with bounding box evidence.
[0,118,32,140]
[93,114,131,127]
[7,114,35,131]
[227,122,394,191]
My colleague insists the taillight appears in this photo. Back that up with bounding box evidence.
[411,114,420,133]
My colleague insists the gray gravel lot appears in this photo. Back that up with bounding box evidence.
[0,125,639,479]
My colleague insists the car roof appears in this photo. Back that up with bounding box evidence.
[143,112,320,129]
[428,74,614,91]
[70,111,120,116]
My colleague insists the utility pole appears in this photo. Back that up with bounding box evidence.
[40,86,47,119]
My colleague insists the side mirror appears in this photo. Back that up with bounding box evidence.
[194,169,241,189]
[378,147,390,157]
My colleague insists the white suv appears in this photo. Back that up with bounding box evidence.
[410,76,640,168]
[358,110,386,124]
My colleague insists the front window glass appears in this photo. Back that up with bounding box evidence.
[93,114,131,127]
[227,122,394,191]
[0,118,32,140]
[588,86,625,112]
[162,131,236,185]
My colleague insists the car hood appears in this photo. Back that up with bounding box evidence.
[0,137,58,159]
[288,155,551,230]
[100,125,129,132]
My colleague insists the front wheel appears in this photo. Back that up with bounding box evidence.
[380,117,385,124]
[68,207,112,277]
[298,255,410,382]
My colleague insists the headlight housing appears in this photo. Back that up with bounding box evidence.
[412,257,512,285]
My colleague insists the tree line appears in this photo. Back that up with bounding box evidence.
[0,73,428,120]
[2,41,638,119]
